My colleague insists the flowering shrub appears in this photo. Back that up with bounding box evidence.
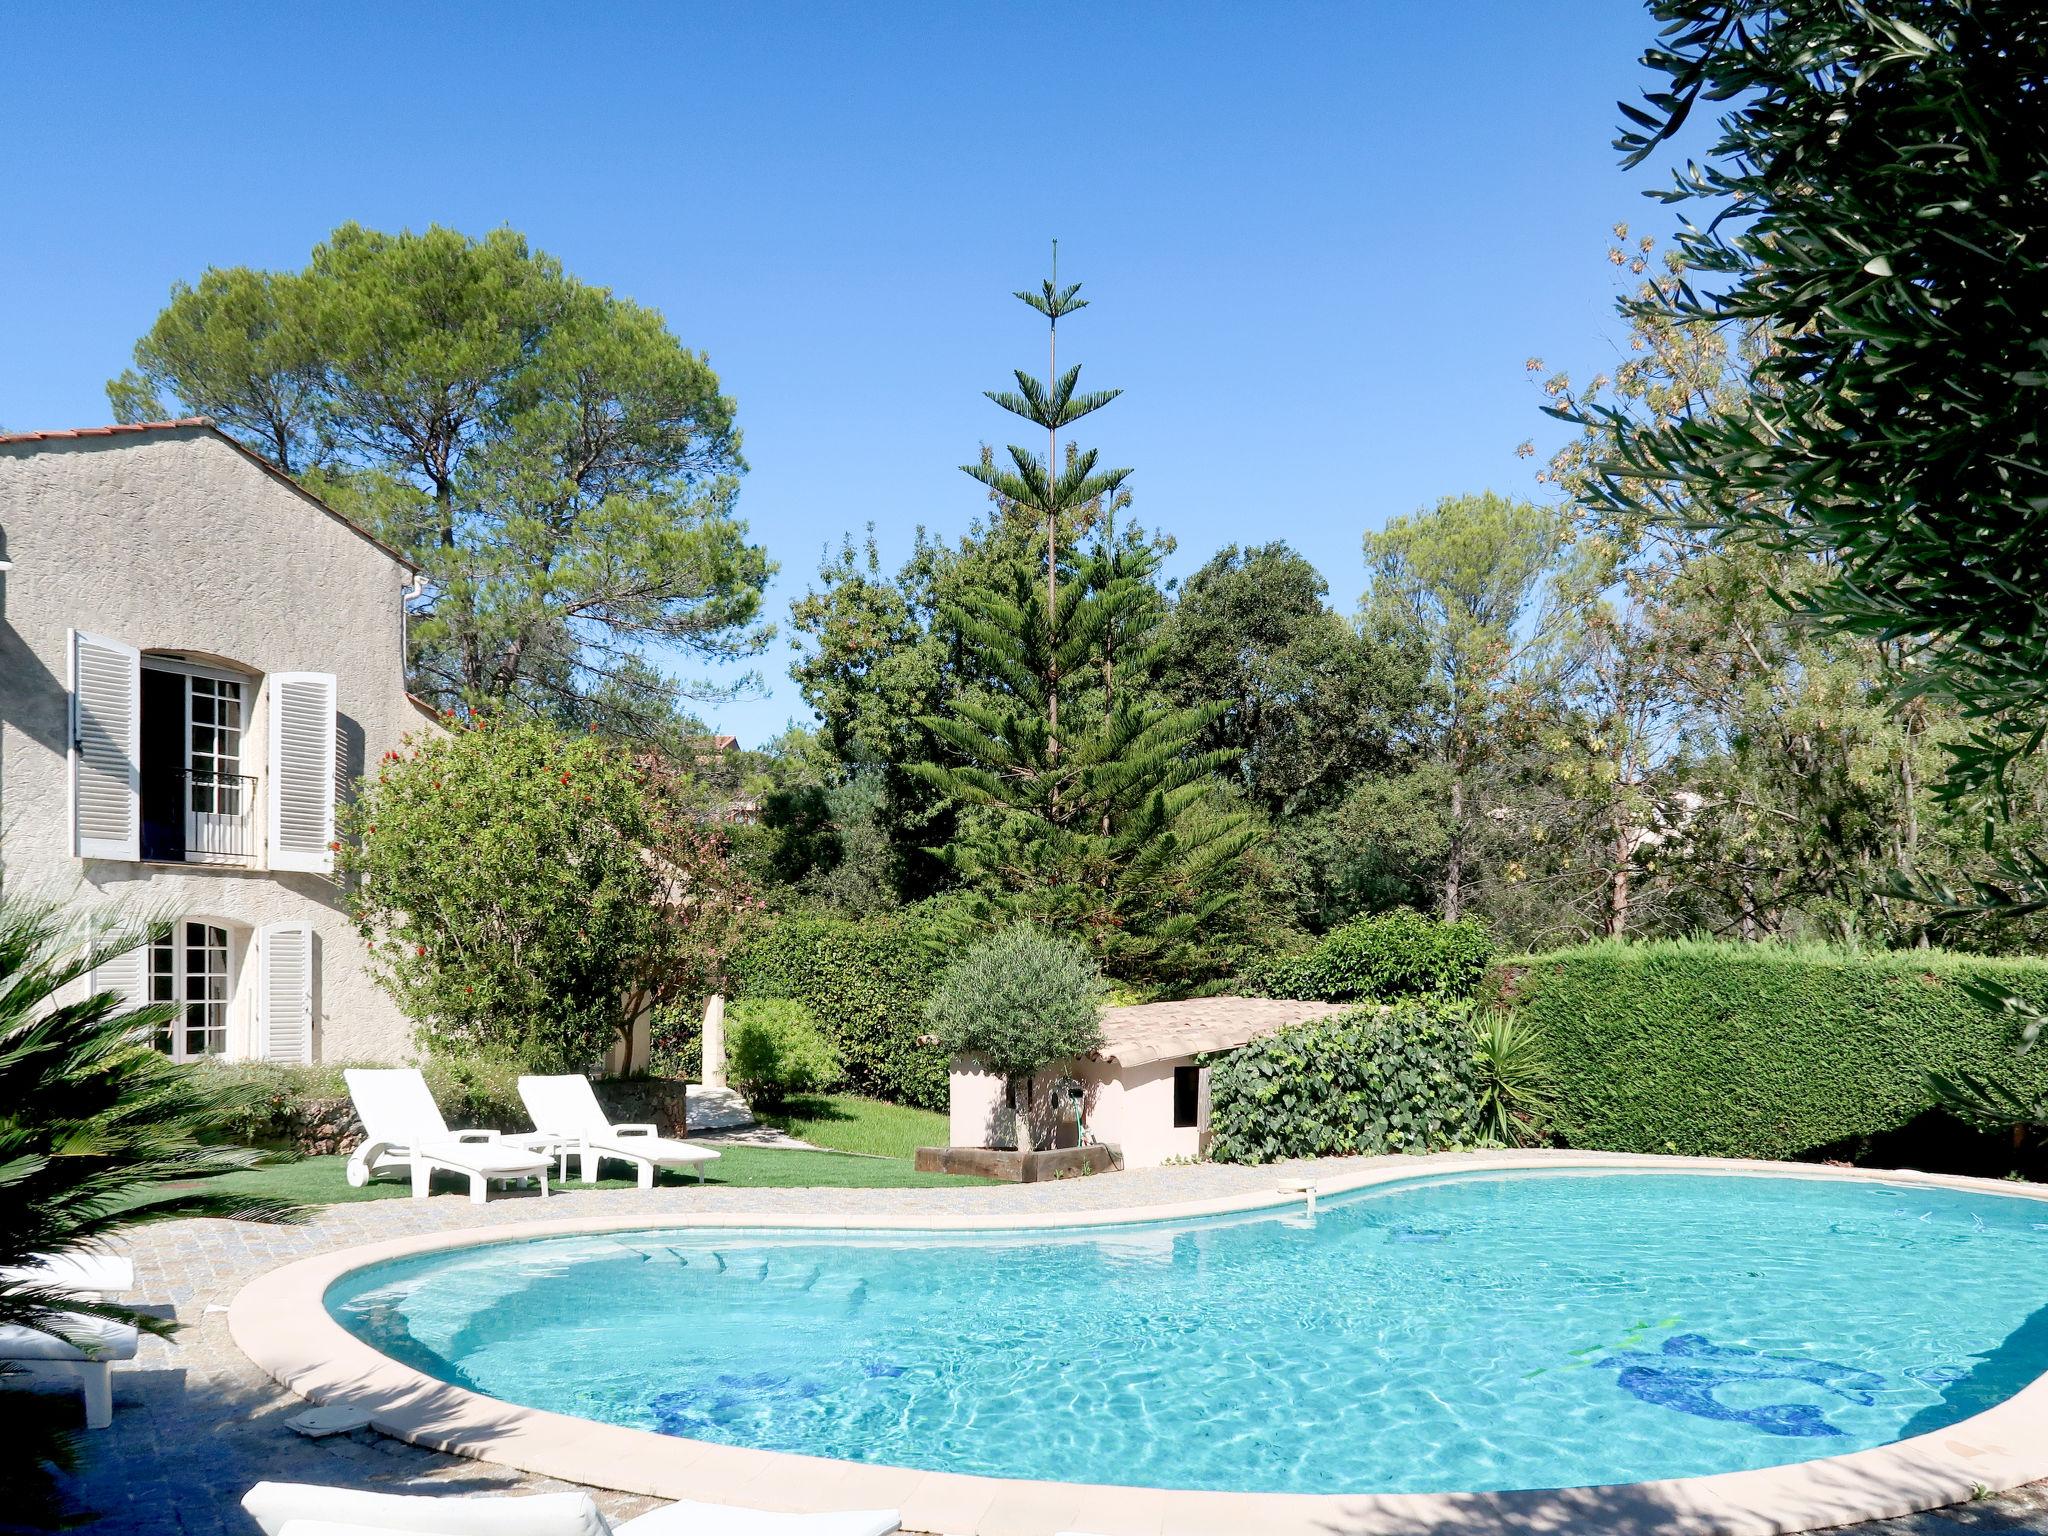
[339,716,757,1071]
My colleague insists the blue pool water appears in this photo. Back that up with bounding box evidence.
[327,1170,2048,1494]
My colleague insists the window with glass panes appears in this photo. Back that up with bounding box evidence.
[188,675,244,815]
[149,921,230,1060]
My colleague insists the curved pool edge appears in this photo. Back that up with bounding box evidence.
[230,1150,2048,1536]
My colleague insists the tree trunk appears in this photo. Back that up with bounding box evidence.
[1444,773,1466,922]
[1012,1073,1035,1153]
[1607,803,1631,937]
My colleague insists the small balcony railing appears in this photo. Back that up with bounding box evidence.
[142,770,259,864]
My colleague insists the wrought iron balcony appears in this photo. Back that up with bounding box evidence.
[141,769,259,864]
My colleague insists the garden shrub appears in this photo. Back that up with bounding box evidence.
[1205,999,1484,1164]
[724,900,972,1108]
[1242,908,1493,1003]
[725,999,844,1108]
[1490,938,2048,1160]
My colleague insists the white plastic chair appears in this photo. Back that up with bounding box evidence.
[344,1069,554,1204]
[518,1074,720,1188]
[0,1312,138,1429]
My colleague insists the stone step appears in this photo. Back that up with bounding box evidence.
[684,1084,754,1131]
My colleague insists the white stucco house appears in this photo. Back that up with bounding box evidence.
[0,418,434,1064]
[946,997,1348,1168]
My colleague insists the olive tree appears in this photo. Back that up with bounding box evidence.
[923,924,1104,1151]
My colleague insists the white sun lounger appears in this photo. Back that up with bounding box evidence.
[0,1251,135,1296]
[0,1311,139,1429]
[344,1069,554,1204]
[518,1074,721,1188]
[0,1249,141,1428]
[242,1481,900,1536]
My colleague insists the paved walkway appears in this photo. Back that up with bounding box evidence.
[41,1153,2048,1535]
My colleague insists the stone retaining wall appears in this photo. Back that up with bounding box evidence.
[263,1078,694,1157]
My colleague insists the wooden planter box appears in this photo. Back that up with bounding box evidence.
[914,1144,1120,1182]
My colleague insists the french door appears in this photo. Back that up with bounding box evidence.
[150,921,231,1061]
[185,675,248,862]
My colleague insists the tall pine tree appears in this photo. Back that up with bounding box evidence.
[913,265,1254,987]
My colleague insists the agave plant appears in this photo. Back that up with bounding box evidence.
[1471,1008,1555,1148]
[1928,1069,2048,1136]
[0,898,297,1516]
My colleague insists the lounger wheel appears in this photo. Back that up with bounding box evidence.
[344,1158,369,1188]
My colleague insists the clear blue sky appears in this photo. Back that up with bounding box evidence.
[1,1,1687,747]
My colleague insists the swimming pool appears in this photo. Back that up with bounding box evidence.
[325,1168,2048,1495]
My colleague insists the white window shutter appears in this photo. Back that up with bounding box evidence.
[69,630,140,860]
[89,942,148,1014]
[267,672,337,873]
[257,922,314,1064]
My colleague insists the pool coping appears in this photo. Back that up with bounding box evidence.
[229,1149,2048,1536]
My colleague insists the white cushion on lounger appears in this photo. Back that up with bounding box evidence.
[243,1483,608,1536]
[0,1252,134,1296]
[518,1075,720,1179]
[0,1313,138,1361]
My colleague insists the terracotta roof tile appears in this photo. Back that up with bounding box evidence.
[1092,996,1350,1068]
[0,417,211,445]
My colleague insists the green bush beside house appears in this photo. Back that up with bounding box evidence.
[1488,938,2048,1160]
[723,906,968,1109]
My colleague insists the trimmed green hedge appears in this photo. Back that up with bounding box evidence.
[726,906,968,1109]
[1490,938,2048,1159]
[1205,999,1483,1164]
[1243,909,1493,1003]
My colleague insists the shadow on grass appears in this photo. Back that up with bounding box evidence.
[763,1095,857,1126]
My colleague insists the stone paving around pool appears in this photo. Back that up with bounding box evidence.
[44,1150,2048,1536]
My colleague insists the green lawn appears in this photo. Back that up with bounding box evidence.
[751,1093,949,1160]
[167,1139,985,1207]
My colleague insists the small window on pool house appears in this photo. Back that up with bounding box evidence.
[1173,1064,1200,1128]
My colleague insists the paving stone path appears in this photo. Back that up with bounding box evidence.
[41,1151,2048,1536]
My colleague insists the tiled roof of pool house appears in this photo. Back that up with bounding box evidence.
[1088,995,1349,1067]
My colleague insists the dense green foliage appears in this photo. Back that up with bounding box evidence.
[341,716,754,1071]
[923,924,1105,1088]
[1363,492,1569,922]
[1469,1008,1555,1147]
[1205,1000,1484,1164]
[1593,3,2048,804]
[726,908,963,1108]
[1157,542,1423,820]
[724,999,844,1108]
[1244,910,1493,1002]
[0,904,293,1515]
[1492,939,2048,1159]
[112,223,772,736]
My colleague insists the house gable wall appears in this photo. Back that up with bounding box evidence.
[0,428,421,1061]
